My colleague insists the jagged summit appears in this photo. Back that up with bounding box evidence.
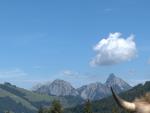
[105,73,132,92]
[34,79,79,96]
[107,73,116,79]
[77,82,110,100]
[52,79,71,86]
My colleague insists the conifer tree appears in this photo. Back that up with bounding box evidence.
[38,107,44,113]
[84,99,92,113]
[49,100,63,113]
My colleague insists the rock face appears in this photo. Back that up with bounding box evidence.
[34,73,132,100]
[105,73,132,92]
[77,82,110,100]
[34,79,79,96]
[77,73,131,100]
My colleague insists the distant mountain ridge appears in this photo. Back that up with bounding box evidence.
[34,73,132,100]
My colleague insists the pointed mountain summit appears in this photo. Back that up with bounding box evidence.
[105,73,132,92]
[34,79,79,96]
[49,79,79,96]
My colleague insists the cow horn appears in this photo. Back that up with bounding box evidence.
[111,87,136,111]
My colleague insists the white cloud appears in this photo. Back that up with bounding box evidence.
[90,32,137,66]
[62,70,79,76]
[63,70,73,76]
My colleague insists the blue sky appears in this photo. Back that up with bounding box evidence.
[0,0,150,89]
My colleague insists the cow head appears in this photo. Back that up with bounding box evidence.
[111,87,150,113]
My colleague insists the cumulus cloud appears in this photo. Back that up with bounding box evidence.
[90,32,137,66]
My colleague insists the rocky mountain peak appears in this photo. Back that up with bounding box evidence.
[34,79,79,96]
[105,73,132,92]
[107,73,116,79]
[52,79,71,86]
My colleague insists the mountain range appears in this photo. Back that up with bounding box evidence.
[33,73,132,100]
[0,73,133,113]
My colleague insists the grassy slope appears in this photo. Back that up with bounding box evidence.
[0,87,37,113]
[0,83,83,113]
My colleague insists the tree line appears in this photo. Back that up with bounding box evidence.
[37,99,121,113]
